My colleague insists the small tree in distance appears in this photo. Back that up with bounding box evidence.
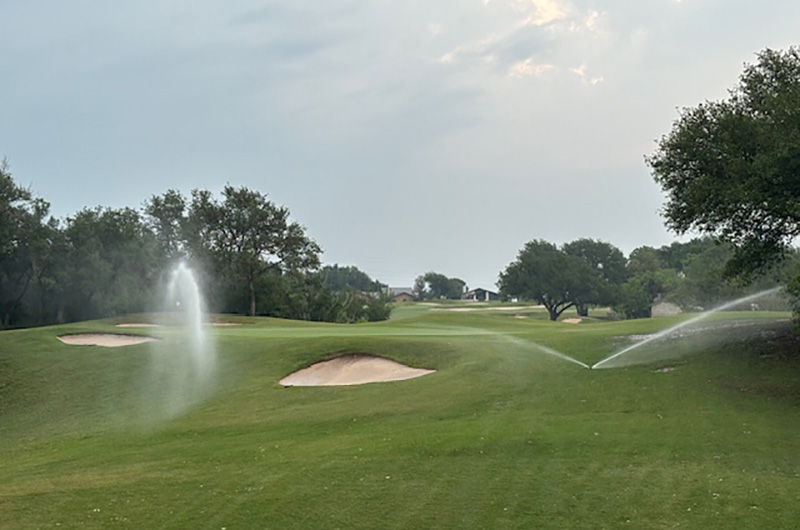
[498,239,604,321]
[413,271,467,300]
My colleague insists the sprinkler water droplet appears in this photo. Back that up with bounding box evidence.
[592,287,782,370]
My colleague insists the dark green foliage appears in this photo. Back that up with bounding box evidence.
[184,185,321,316]
[626,246,664,275]
[498,239,605,320]
[57,207,163,322]
[614,269,682,319]
[143,188,187,260]
[672,242,741,308]
[649,46,800,280]
[562,238,628,285]
[614,238,789,318]
[320,264,385,292]
[414,272,467,300]
[0,161,54,326]
[562,239,627,315]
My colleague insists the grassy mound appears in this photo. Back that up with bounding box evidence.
[1,307,799,529]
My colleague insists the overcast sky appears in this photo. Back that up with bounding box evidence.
[2,1,799,288]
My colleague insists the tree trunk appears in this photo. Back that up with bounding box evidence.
[576,304,588,317]
[547,306,558,321]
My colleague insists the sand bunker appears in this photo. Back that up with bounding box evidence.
[280,354,435,386]
[561,318,582,324]
[58,333,158,347]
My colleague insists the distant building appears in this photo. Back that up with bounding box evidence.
[392,292,415,303]
[462,288,499,302]
[387,287,415,303]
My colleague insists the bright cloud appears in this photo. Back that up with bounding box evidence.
[508,58,554,77]
[570,64,604,85]
[435,0,610,85]
[570,10,602,32]
[519,0,568,26]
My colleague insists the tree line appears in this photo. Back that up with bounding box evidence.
[0,164,390,328]
[498,237,792,321]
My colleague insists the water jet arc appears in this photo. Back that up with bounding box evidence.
[534,342,590,369]
[146,262,216,419]
[591,287,782,370]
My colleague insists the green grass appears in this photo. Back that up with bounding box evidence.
[2,307,800,529]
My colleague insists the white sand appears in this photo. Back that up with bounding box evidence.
[116,323,161,328]
[561,318,582,324]
[58,333,158,347]
[280,354,435,386]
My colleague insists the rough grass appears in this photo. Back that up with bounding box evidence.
[1,307,800,529]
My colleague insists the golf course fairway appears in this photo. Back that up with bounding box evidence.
[2,305,799,529]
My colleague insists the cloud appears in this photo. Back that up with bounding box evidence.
[434,0,610,84]
[519,0,568,26]
[570,63,604,85]
[570,9,602,32]
[509,58,554,77]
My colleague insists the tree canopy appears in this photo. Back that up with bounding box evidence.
[319,265,385,292]
[562,239,627,315]
[0,161,52,326]
[178,186,321,316]
[648,46,800,278]
[413,272,466,300]
[498,240,605,321]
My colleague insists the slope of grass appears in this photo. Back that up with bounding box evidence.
[1,308,799,529]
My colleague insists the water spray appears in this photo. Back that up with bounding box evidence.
[147,262,217,419]
[591,287,783,370]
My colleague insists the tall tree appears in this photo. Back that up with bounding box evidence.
[414,272,467,300]
[0,161,52,326]
[627,246,664,275]
[563,239,628,284]
[563,238,627,315]
[189,186,321,316]
[648,46,800,279]
[498,239,603,321]
[59,207,161,321]
[144,189,187,260]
